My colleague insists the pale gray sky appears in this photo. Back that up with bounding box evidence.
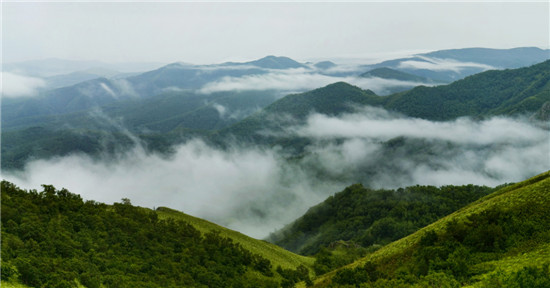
[2,1,549,64]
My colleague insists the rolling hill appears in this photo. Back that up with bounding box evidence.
[0,181,314,288]
[312,171,550,287]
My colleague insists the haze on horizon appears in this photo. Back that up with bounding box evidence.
[3,1,549,65]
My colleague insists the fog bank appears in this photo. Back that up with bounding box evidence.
[3,109,548,238]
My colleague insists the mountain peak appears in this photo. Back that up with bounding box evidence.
[314,61,337,70]
[248,55,306,69]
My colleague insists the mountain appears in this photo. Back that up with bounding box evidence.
[312,171,550,287]
[1,89,280,170]
[44,68,121,89]
[3,60,548,171]
[359,67,438,94]
[215,82,379,146]
[313,61,337,70]
[364,47,550,83]
[2,77,136,122]
[1,181,314,288]
[218,60,550,145]
[223,55,308,70]
[268,184,495,256]
[382,59,550,120]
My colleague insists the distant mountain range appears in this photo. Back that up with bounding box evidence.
[217,60,550,147]
[362,47,550,82]
[2,48,549,170]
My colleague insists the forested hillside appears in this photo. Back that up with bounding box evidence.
[0,181,313,288]
[382,59,550,120]
[313,171,550,287]
[269,184,495,256]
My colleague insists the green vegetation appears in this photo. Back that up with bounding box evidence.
[0,181,312,288]
[381,60,550,120]
[313,171,550,287]
[155,207,315,271]
[269,184,494,256]
[215,82,380,146]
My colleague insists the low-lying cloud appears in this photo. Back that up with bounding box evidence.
[292,108,548,188]
[1,72,46,98]
[3,106,548,238]
[294,107,544,145]
[2,140,340,238]
[398,56,495,72]
[199,69,433,95]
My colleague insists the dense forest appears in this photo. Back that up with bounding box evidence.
[268,184,495,273]
[0,181,311,288]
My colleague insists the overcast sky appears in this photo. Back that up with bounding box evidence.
[2,1,549,65]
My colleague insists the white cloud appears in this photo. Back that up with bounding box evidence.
[398,56,495,72]
[3,106,547,238]
[199,69,432,95]
[1,72,46,98]
[212,103,227,118]
[2,140,339,238]
[294,108,545,145]
[291,109,549,188]
[99,82,116,97]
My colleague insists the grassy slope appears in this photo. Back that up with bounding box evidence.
[155,207,315,271]
[313,171,550,286]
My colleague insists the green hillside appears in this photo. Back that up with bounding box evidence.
[268,184,495,256]
[313,171,550,287]
[382,60,550,120]
[215,82,380,146]
[0,181,313,288]
[155,207,314,271]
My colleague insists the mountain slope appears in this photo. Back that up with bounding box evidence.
[156,207,314,271]
[0,181,313,288]
[216,82,379,145]
[1,89,280,170]
[313,171,550,287]
[268,184,495,256]
[382,59,550,120]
